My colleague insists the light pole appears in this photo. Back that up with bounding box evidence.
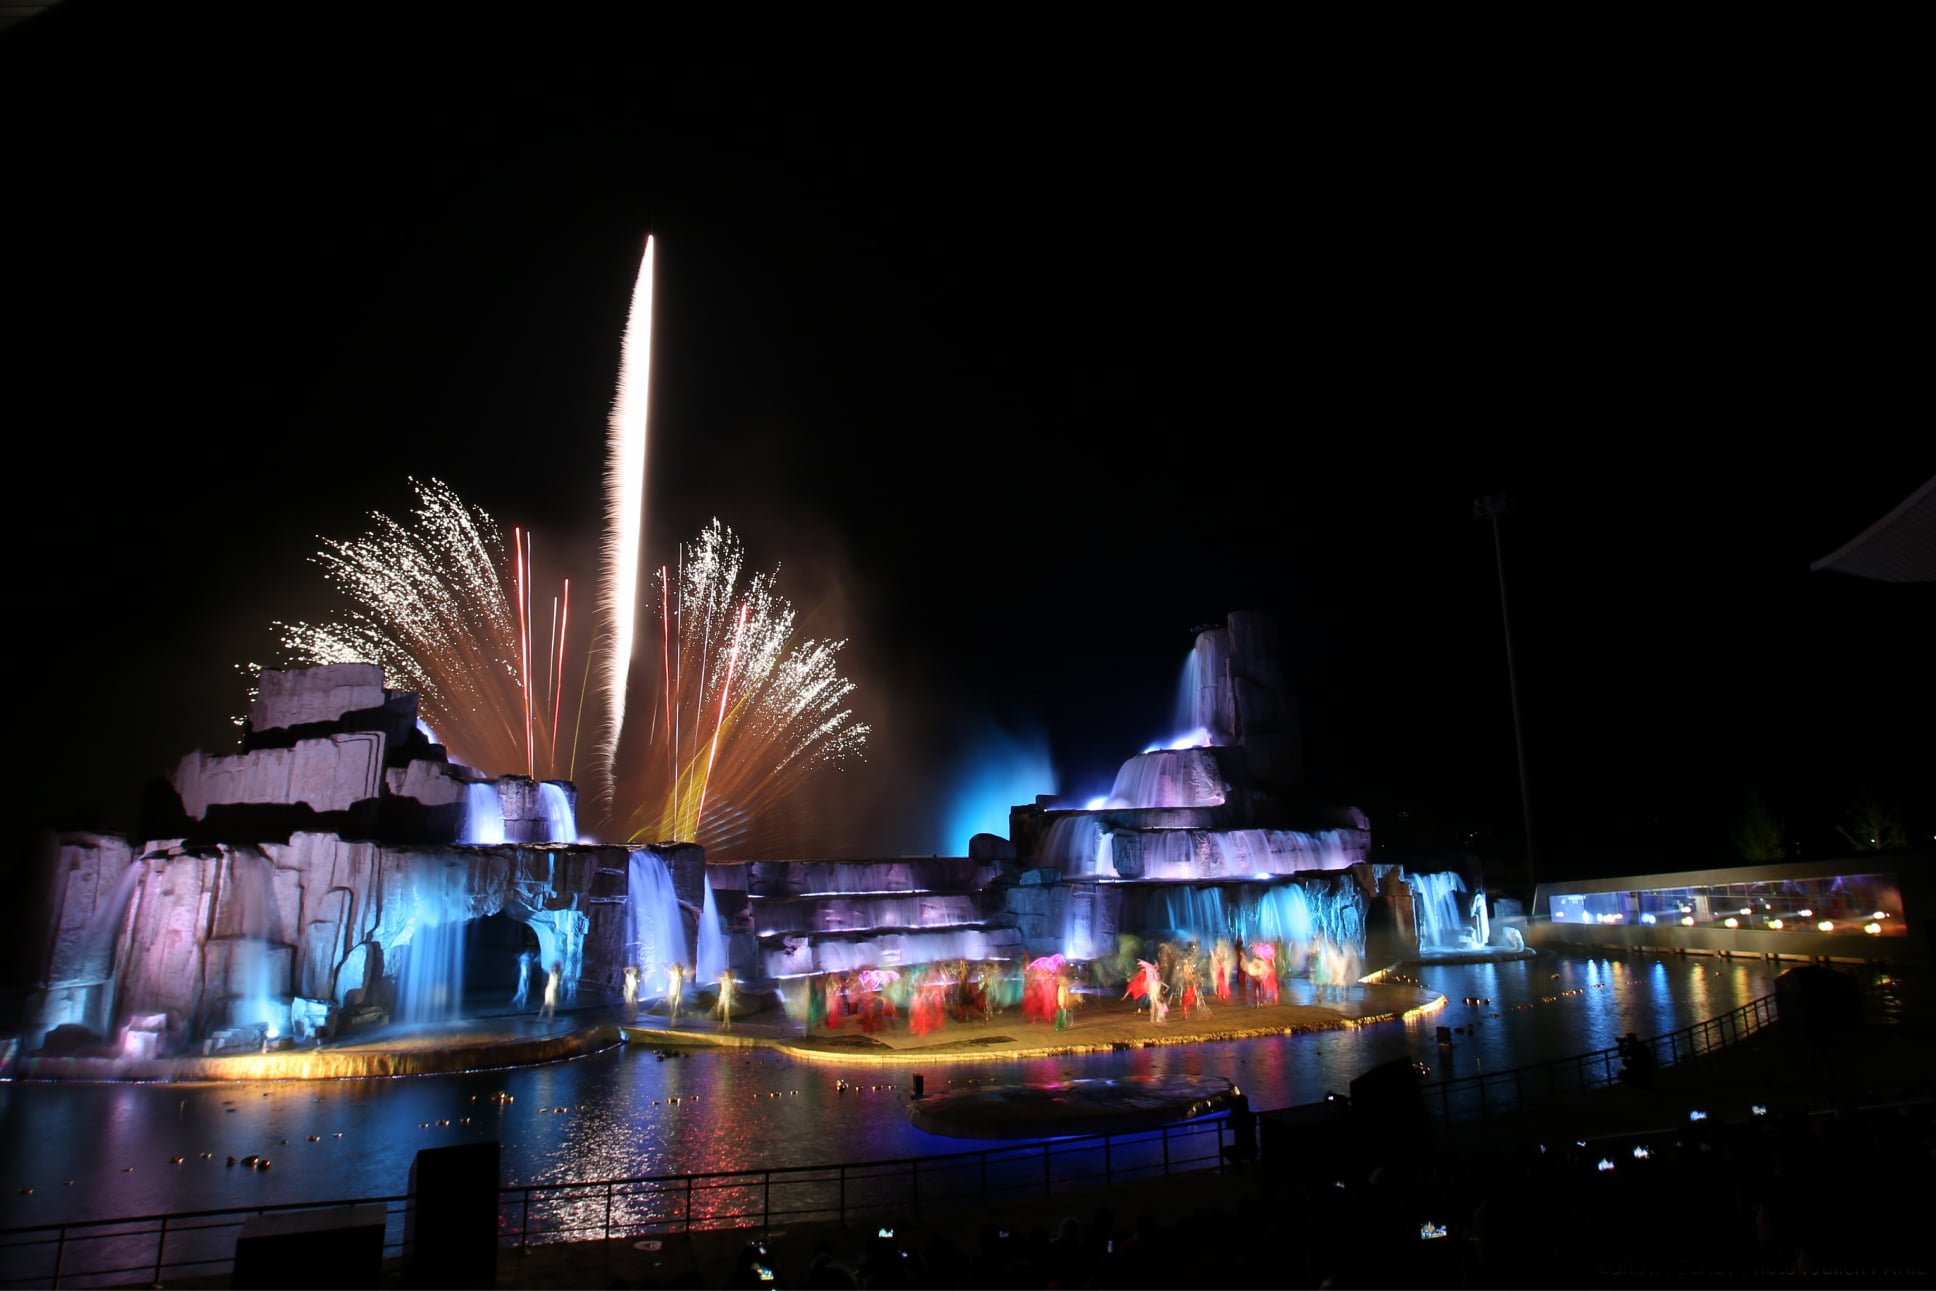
[1474,494,1535,901]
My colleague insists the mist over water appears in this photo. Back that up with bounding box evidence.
[939,712,1057,854]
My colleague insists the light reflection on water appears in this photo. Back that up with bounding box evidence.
[0,951,1787,1230]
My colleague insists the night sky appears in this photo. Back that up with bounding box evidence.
[5,4,1929,898]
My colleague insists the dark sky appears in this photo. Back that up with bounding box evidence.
[5,3,1930,889]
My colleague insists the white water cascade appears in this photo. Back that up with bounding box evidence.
[1150,880,1368,963]
[626,849,690,1000]
[695,871,729,987]
[222,854,289,1037]
[537,782,576,843]
[396,861,470,1025]
[460,782,505,845]
[1411,870,1478,952]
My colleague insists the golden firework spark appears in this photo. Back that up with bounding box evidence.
[275,492,869,853]
[627,518,870,854]
[271,477,584,784]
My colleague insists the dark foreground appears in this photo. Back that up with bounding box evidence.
[477,1009,1933,1289]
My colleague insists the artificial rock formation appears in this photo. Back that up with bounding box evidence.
[19,665,638,1055]
[17,617,1500,1068]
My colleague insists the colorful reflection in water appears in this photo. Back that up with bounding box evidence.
[0,951,1789,1230]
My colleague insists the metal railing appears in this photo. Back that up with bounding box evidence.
[0,1119,1225,1288]
[1416,992,1780,1124]
[0,1197,415,1290]
[496,1115,1224,1248]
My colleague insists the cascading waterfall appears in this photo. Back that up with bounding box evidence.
[396,916,465,1025]
[1172,644,1203,736]
[537,782,576,843]
[695,871,728,987]
[1147,878,1368,966]
[396,861,469,1025]
[1040,816,1116,877]
[79,858,145,984]
[225,854,288,1037]
[461,782,505,845]
[1411,870,1474,951]
[626,849,690,1000]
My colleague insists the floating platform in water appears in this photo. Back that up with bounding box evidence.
[905,1073,1240,1139]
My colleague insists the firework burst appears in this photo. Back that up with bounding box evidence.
[270,237,869,854]
[275,498,869,853]
[626,518,870,853]
[271,477,586,784]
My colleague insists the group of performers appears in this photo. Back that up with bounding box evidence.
[807,960,1012,1036]
[616,960,737,1030]
[610,932,1360,1041]
[1116,932,1359,1020]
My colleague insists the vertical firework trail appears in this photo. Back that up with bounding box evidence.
[273,234,869,853]
[595,234,655,820]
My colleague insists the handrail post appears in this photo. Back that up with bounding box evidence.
[153,1214,169,1286]
[605,1180,614,1242]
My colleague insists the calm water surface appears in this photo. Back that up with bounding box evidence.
[0,950,1787,1229]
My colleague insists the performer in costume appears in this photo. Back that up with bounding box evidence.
[715,968,736,1031]
[825,973,850,1031]
[1179,954,1206,1021]
[1125,958,1168,1024]
[1054,964,1076,1031]
[539,962,562,1020]
[909,965,947,1036]
[1211,938,1236,1004]
[512,950,535,1009]
[666,962,687,1028]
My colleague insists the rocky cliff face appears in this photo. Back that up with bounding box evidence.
[16,619,1467,1067]
[19,665,631,1054]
